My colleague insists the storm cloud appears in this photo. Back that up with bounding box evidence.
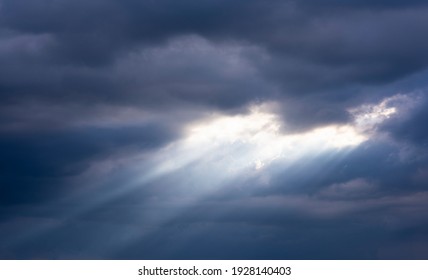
[1,0,428,259]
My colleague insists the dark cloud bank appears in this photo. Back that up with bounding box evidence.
[1,0,428,259]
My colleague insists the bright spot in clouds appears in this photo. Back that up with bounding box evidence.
[143,96,399,186]
[183,103,373,170]
[351,94,403,130]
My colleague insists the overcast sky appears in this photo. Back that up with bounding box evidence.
[2,0,428,259]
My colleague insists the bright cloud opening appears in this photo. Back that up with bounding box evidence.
[136,96,400,189]
[182,104,368,171]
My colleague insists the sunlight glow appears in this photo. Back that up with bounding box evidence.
[182,104,370,171]
[140,96,399,186]
[351,95,399,130]
[72,96,401,233]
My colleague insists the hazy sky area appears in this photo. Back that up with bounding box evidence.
[2,0,428,259]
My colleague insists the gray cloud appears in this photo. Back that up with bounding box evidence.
[2,0,428,259]
[2,0,428,130]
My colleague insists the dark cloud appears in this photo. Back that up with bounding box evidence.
[382,95,428,146]
[1,0,428,260]
[1,0,428,132]
[0,123,177,205]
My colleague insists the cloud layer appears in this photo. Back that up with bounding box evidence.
[1,0,428,259]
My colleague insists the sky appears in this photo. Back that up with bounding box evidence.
[1,0,428,259]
